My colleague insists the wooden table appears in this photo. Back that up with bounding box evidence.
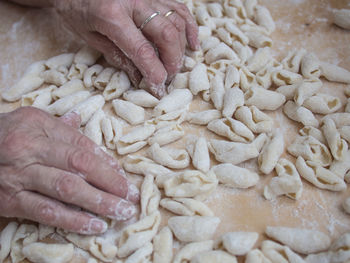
[1,0,350,262]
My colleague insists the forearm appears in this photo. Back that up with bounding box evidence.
[7,0,54,8]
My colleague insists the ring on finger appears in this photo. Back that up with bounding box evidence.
[164,10,176,18]
[139,11,161,31]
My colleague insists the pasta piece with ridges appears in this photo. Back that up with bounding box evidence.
[160,197,213,216]
[261,240,306,263]
[154,89,193,116]
[147,143,190,169]
[186,137,210,173]
[70,94,105,125]
[0,222,18,263]
[22,243,74,263]
[103,71,131,101]
[234,106,274,134]
[320,62,350,84]
[258,131,284,174]
[244,86,286,111]
[222,87,244,117]
[215,231,258,256]
[112,99,145,125]
[173,240,213,263]
[283,101,319,127]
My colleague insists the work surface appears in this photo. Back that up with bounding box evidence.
[1,0,350,262]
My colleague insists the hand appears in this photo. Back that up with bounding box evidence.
[53,0,199,98]
[0,107,139,234]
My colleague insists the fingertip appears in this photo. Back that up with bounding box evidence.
[126,182,140,203]
[108,199,137,221]
[59,111,81,129]
[80,217,108,235]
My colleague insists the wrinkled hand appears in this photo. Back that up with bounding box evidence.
[0,107,139,234]
[53,0,199,98]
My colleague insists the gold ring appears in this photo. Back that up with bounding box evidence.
[164,10,176,18]
[139,11,160,31]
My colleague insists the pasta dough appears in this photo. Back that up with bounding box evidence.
[22,243,74,263]
[168,216,220,242]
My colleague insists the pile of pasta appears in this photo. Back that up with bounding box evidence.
[1,0,350,263]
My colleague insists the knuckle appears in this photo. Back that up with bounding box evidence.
[68,149,94,174]
[55,174,79,200]
[135,41,156,62]
[176,3,190,14]
[33,200,57,222]
[76,135,94,149]
[161,23,178,43]
[175,16,186,32]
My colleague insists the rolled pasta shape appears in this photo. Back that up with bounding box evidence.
[198,25,212,41]
[183,56,196,71]
[265,226,331,254]
[301,52,321,79]
[123,89,159,108]
[67,63,88,80]
[339,125,350,143]
[205,42,239,64]
[52,79,85,100]
[323,113,350,127]
[45,53,74,69]
[186,136,210,173]
[222,87,244,117]
[38,224,55,240]
[47,90,91,116]
[210,163,259,188]
[195,5,216,29]
[40,69,68,86]
[191,250,237,263]
[244,0,258,18]
[0,222,18,263]
[140,174,161,218]
[303,93,342,114]
[320,62,350,84]
[287,135,332,166]
[83,64,103,89]
[256,61,281,89]
[261,240,306,263]
[272,69,303,86]
[118,211,160,258]
[283,101,319,127]
[147,143,190,169]
[276,83,298,100]
[247,47,272,73]
[258,131,284,174]
[210,73,225,110]
[224,64,240,90]
[294,78,322,106]
[232,41,253,64]
[101,116,124,149]
[11,224,38,263]
[125,242,153,263]
[22,243,74,263]
[299,126,326,144]
[295,156,346,191]
[330,150,350,180]
[225,21,249,45]
[21,85,55,109]
[168,216,220,242]
[188,109,222,125]
[94,67,116,90]
[173,240,213,263]
[103,71,131,101]
[245,31,272,48]
[207,118,255,143]
[160,197,213,216]
[153,227,173,263]
[321,117,348,161]
[215,231,258,256]
[189,63,210,95]
[74,46,101,66]
[281,48,307,73]
[168,72,189,92]
[245,249,272,263]
[112,99,145,125]
[234,105,274,134]
[264,158,303,200]
[239,66,257,92]
[154,89,193,116]
[84,109,105,145]
[333,9,350,30]
[201,36,221,53]
[245,86,286,111]
[71,94,105,125]
[2,61,46,102]
[208,133,267,165]
[207,2,223,17]
[224,1,247,23]
[255,5,276,34]
[123,155,172,177]
[163,170,218,198]
[148,124,184,146]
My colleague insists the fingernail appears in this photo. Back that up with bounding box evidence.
[126,182,140,203]
[84,218,108,234]
[109,199,136,221]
